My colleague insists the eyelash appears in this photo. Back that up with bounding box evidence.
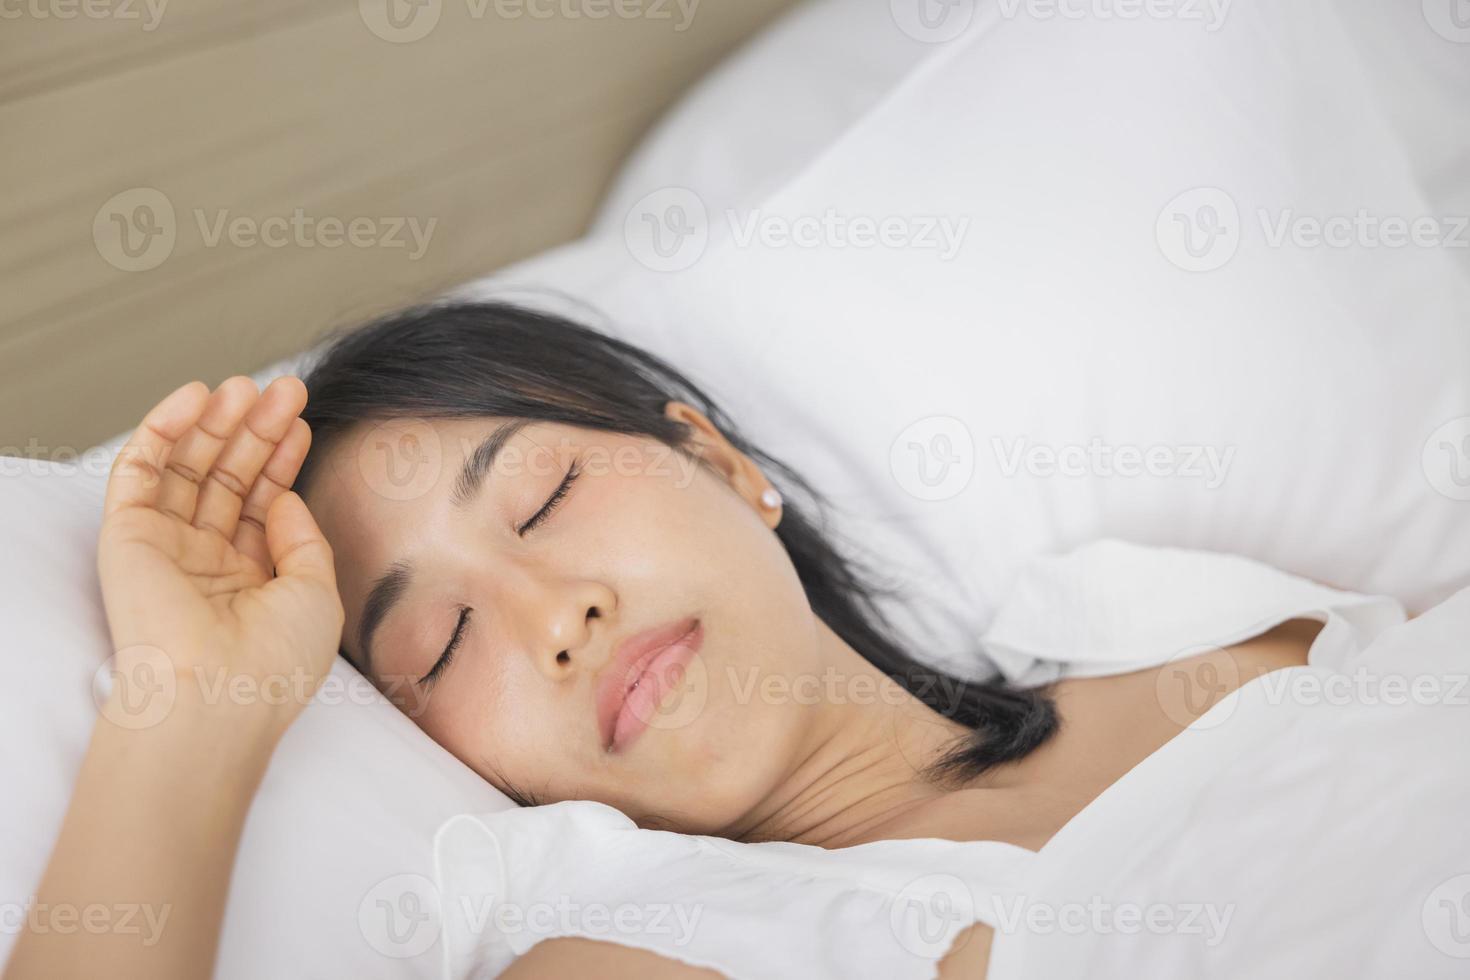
[420,607,469,689]
[419,459,582,690]
[517,459,581,536]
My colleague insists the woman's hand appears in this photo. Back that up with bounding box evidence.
[4,375,344,980]
[96,374,344,741]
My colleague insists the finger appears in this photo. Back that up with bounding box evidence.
[155,376,259,523]
[234,416,312,570]
[194,376,308,541]
[265,490,339,590]
[104,381,210,518]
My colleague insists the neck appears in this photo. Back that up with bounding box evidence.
[719,621,975,849]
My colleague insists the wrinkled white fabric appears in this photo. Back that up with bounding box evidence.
[982,539,1405,688]
[434,800,1035,979]
[987,557,1470,980]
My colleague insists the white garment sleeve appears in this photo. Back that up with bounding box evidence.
[433,797,1037,980]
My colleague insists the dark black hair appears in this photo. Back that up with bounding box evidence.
[296,300,1057,801]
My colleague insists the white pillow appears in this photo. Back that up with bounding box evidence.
[588,0,933,238]
[560,0,1470,678]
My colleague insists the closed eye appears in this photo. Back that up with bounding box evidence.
[517,458,581,536]
[420,606,468,690]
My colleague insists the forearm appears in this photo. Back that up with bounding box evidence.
[3,701,280,980]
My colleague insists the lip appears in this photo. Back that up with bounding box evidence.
[595,616,702,754]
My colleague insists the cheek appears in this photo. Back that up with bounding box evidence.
[593,464,786,590]
[598,474,820,697]
[411,651,542,780]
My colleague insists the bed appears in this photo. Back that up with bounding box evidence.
[5,1,1470,977]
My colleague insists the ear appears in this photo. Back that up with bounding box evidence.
[664,400,782,529]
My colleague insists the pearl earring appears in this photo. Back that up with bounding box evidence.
[760,488,782,509]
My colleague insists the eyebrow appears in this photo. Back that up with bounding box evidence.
[356,559,413,675]
[451,418,532,509]
[355,419,531,671]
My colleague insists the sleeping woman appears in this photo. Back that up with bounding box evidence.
[6,301,1343,980]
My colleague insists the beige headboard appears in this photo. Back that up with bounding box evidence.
[2,0,798,455]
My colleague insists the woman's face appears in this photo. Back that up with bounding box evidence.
[302,402,829,834]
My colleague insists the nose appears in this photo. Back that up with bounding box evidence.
[519,572,617,680]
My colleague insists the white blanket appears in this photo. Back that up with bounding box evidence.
[990,587,1470,978]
